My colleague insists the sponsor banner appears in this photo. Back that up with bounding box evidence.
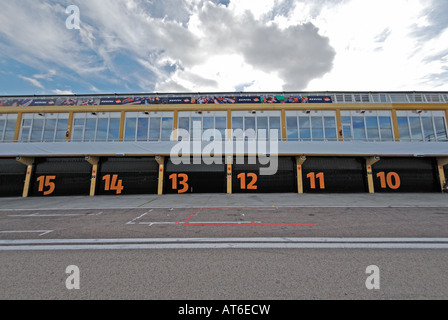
[196,96,237,104]
[235,96,262,104]
[0,94,332,107]
[305,96,333,103]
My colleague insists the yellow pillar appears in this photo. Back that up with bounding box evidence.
[13,112,22,143]
[172,111,178,141]
[226,156,232,194]
[86,156,100,196]
[16,157,35,198]
[366,157,380,194]
[119,111,126,142]
[227,109,232,140]
[66,112,74,142]
[281,109,287,141]
[437,157,448,192]
[336,109,343,141]
[391,110,400,142]
[156,156,165,195]
[296,156,306,194]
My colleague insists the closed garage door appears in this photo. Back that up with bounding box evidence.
[0,158,26,197]
[97,157,158,195]
[302,157,368,193]
[372,157,439,193]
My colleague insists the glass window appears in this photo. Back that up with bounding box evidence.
[96,118,108,141]
[366,117,379,140]
[257,117,268,140]
[299,128,311,141]
[137,117,149,141]
[352,117,366,140]
[43,119,56,142]
[311,117,323,141]
[232,117,244,130]
[149,118,161,141]
[286,116,298,141]
[215,117,227,129]
[409,117,423,141]
[397,117,410,140]
[108,118,120,141]
[269,117,281,140]
[125,118,137,141]
[324,117,337,141]
[30,119,44,142]
[341,116,352,141]
[0,120,6,138]
[178,117,190,131]
[434,117,447,141]
[421,117,435,141]
[84,118,97,142]
[72,128,84,142]
[55,119,68,142]
[203,117,214,130]
[379,117,393,141]
[161,117,173,141]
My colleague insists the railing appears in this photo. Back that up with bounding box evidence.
[1,91,448,107]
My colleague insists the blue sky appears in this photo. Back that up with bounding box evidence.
[0,0,447,96]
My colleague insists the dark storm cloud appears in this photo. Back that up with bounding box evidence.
[196,2,336,90]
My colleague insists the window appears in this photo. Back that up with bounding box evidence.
[124,112,174,142]
[19,113,69,143]
[179,111,227,141]
[231,111,281,141]
[0,114,17,142]
[72,112,121,142]
[286,111,337,141]
[396,110,447,142]
[341,111,394,142]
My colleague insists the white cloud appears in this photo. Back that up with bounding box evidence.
[18,75,45,89]
[52,89,74,95]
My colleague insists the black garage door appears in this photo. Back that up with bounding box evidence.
[97,157,158,195]
[232,157,296,193]
[372,157,439,193]
[29,158,91,197]
[302,157,368,193]
[0,158,27,197]
[164,157,226,194]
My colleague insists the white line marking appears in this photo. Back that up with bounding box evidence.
[1,242,448,251]
[8,213,85,218]
[1,205,448,211]
[1,238,448,251]
[126,209,153,225]
[0,230,53,236]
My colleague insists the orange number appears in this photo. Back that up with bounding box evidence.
[237,173,258,190]
[307,172,325,189]
[376,172,400,190]
[103,174,124,194]
[169,173,189,194]
[37,176,56,196]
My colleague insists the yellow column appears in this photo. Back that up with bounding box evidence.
[14,112,22,143]
[156,156,165,195]
[336,109,343,141]
[172,111,178,141]
[119,111,126,142]
[16,157,35,198]
[281,109,287,141]
[86,156,100,197]
[391,109,400,142]
[227,109,232,140]
[226,156,232,194]
[66,112,74,141]
[437,157,448,192]
[296,156,306,194]
[366,157,380,194]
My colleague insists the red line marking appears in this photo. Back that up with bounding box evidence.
[183,212,195,225]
